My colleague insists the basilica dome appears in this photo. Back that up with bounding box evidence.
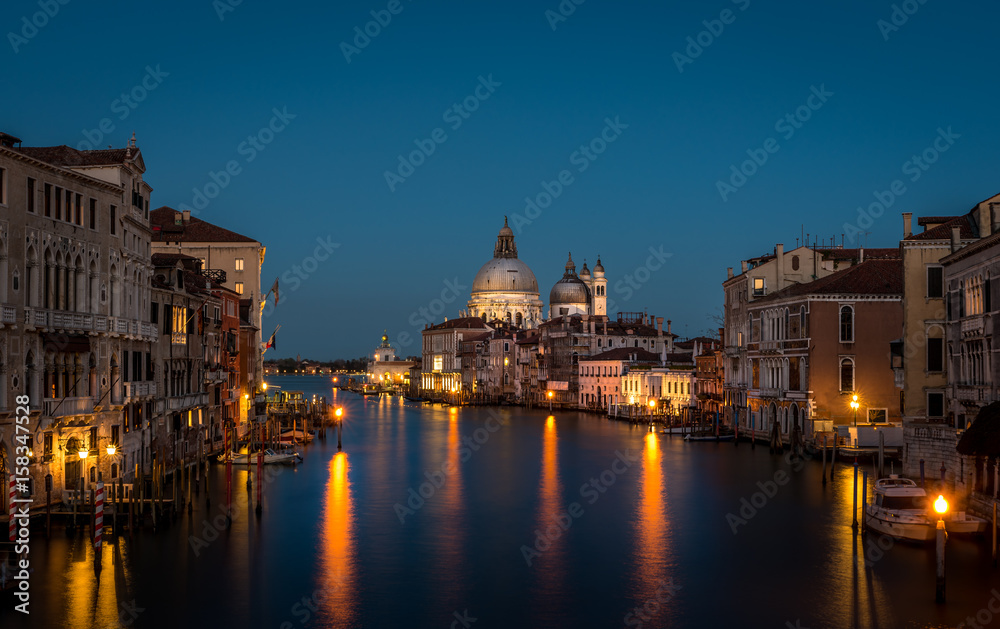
[472,257,539,294]
[466,217,544,328]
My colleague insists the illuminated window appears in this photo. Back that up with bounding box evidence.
[433,355,443,371]
[235,258,244,272]
[839,357,854,392]
[752,277,765,297]
[235,282,244,295]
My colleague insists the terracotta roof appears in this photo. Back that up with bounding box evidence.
[462,331,492,343]
[516,330,540,344]
[754,258,903,303]
[15,145,137,167]
[426,317,488,331]
[581,348,660,362]
[917,216,959,226]
[941,228,1000,265]
[664,352,695,364]
[906,215,975,241]
[151,206,259,243]
[814,248,900,261]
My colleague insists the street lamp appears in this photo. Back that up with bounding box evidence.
[106,444,116,456]
[335,407,343,451]
[548,390,554,411]
[850,394,859,427]
[934,494,948,603]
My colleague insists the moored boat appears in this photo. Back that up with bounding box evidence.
[865,476,934,541]
[217,448,302,465]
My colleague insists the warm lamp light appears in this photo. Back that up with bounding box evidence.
[335,407,343,418]
[629,395,635,405]
[106,444,116,456]
[262,382,268,391]
[78,450,89,460]
[934,495,948,515]
[547,391,554,399]
[648,399,656,408]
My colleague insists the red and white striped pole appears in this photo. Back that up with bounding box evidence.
[8,474,15,542]
[94,482,104,559]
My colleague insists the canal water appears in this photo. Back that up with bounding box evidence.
[4,375,1000,628]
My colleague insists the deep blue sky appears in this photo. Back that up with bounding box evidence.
[5,1,1000,358]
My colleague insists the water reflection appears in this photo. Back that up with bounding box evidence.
[630,432,673,618]
[60,536,132,628]
[531,416,566,620]
[432,417,466,613]
[316,452,357,628]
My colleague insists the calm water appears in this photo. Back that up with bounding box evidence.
[5,375,1000,628]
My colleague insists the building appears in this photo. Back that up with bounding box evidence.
[578,348,658,410]
[150,206,265,408]
[722,243,899,426]
[695,334,724,422]
[463,217,543,328]
[744,258,904,439]
[0,131,157,510]
[421,317,491,395]
[370,331,415,391]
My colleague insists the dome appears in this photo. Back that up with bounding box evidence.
[550,276,590,304]
[472,257,539,293]
[593,256,605,274]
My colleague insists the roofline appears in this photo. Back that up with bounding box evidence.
[0,145,123,193]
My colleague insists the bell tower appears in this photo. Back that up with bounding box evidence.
[592,256,607,316]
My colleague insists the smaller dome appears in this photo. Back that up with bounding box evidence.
[593,256,605,273]
[580,261,591,278]
[550,277,590,305]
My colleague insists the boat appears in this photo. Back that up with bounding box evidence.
[403,395,425,402]
[217,448,302,465]
[660,425,696,435]
[864,476,934,541]
[941,510,988,535]
[684,433,735,442]
[279,428,314,443]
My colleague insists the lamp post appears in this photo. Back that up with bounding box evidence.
[548,390,554,412]
[335,407,343,451]
[935,494,948,603]
[850,394,859,427]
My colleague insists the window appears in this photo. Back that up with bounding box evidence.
[752,277,765,297]
[868,408,887,423]
[110,205,117,235]
[235,258,244,272]
[839,357,854,392]
[74,193,82,225]
[54,187,62,220]
[927,336,943,372]
[927,392,945,418]
[433,355,443,371]
[0,167,5,204]
[839,305,854,343]
[791,255,799,271]
[44,183,51,216]
[26,178,35,212]
[89,198,96,229]
[927,267,943,298]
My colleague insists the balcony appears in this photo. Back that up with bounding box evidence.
[759,340,783,354]
[205,369,228,383]
[43,396,95,417]
[961,315,985,338]
[22,307,156,340]
[1,305,15,325]
[955,385,993,404]
[201,269,227,284]
[124,381,157,399]
[759,387,785,399]
[167,392,209,411]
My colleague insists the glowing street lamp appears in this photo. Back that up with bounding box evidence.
[850,394,859,426]
[106,444,116,456]
[934,494,948,603]
[548,390,554,411]
[78,449,89,460]
[335,407,344,451]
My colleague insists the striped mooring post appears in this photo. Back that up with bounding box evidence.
[8,474,15,542]
[94,482,104,562]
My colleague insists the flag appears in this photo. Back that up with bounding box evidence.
[264,330,276,351]
[271,278,279,305]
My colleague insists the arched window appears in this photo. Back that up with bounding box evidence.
[840,357,854,392]
[839,305,854,343]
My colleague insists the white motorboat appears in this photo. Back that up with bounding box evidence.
[865,476,934,541]
[217,448,302,465]
[942,511,988,535]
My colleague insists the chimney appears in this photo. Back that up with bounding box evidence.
[951,225,961,253]
[182,209,191,223]
[775,244,784,290]
[992,203,1000,233]
[980,204,992,238]
[902,212,913,238]
[718,327,724,342]
[727,267,734,279]
[656,317,663,337]
[667,319,672,335]
[174,211,182,225]
[741,261,748,273]
[859,248,864,263]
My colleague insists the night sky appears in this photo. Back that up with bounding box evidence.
[4,1,1000,358]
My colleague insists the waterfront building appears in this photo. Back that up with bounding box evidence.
[150,206,265,411]
[722,244,899,426]
[578,348,658,410]
[0,132,157,509]
[898,204,996,490]
[695,334,724,421]
[421,317,491,395]
[369,331,415,391]
[238,298,260,426]
[744,257,903,439]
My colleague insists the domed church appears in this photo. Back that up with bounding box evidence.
[549,253,607,318]
[466,217,544,328]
